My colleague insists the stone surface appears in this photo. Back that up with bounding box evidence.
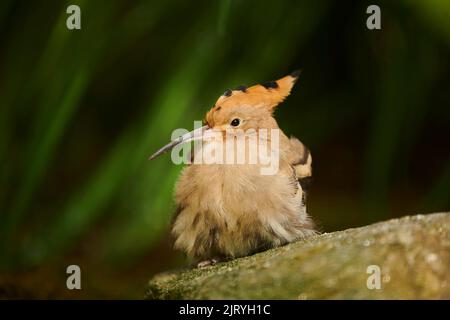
[146,213,450,299]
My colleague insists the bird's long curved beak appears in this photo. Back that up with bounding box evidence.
[149,125,210,160]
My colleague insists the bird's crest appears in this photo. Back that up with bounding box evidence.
[214,70,301,112]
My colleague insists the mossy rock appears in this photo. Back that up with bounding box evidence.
[146,212,450,299]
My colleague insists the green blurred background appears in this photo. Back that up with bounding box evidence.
[0,0,449,298]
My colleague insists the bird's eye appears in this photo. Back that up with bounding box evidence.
[230,118,240,127]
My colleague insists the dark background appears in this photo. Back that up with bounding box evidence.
[0,0,449,298]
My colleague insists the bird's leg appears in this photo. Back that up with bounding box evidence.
[196,257,223,268]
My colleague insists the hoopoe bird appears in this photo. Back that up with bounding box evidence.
[150,71,316,267]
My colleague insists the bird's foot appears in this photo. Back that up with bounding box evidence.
[197,258,221,268]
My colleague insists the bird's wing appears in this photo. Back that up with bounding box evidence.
[288,136,312,193]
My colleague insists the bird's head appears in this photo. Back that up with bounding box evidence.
[149,71,300,160]
[204,70,300,131]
